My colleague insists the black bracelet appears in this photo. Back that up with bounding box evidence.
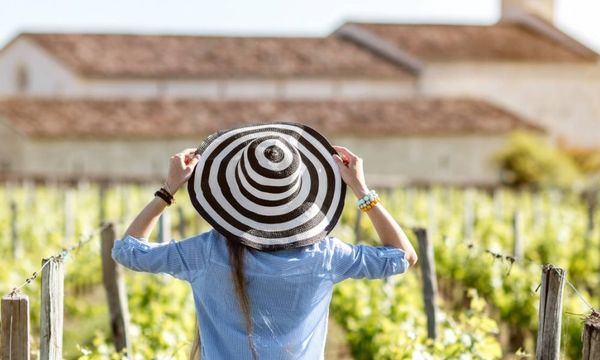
[154,188,173,205]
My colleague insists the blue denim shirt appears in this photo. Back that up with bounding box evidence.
[112,229,408,359]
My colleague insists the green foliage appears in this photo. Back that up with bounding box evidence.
[1,183,599,359]
[494,131,580,187]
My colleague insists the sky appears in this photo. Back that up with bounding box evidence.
[0,0,598,51]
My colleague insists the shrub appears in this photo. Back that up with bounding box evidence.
[494,132,580,187]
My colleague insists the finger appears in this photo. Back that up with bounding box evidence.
[176,148,197,157]
[172,153,186,167]
[333,146,357,160]
[332,154,348,168]
[186,155,200,167]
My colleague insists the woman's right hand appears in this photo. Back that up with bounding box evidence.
[333,146,418,266]
[165,148,200,194]
[332,146,369,198]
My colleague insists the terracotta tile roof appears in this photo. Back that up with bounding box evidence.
[350,22,597,62]
[0,97,544,139]
[19,33,412,79]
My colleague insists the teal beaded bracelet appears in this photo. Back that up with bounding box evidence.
[357,190,380,212]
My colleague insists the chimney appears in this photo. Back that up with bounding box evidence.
[501,0,555,23]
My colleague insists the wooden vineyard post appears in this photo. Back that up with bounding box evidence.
[120,186,131,224]
[98,183,107,225]
[533,192,543,231]
[512,210,523,259]
[587,192,597,239]
[536,265,565,360]
[463,189,474,243]
[40,257,64,360]
[177,206,186,238]
[406,188,415,219]
[1,293,30,360]
[10,200,20,259]
[354,208,362,243]
[583,311,600,359]
[428,191,437,239]
[64,189,75,246]
[493,188,503,221]
[415,227,438,339]
[158,210,171,243]
[101,222,132,356]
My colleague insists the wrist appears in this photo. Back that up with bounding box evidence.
[164,181,179,195]
[350,184,369,198]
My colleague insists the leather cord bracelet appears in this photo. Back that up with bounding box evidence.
[154,187,175,206]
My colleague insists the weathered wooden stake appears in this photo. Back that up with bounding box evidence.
[583,311,600,359]
[415,228,438,339]
[464,190,474,242]
[98,183,107,225]
[40,257,64,360]
[120,186,130,224]
[158,210,171,243]
[177,206,186,238]
[354,208,363,243]
[536,264,565,360]
[1,293,30,360]
[23,180,35,211]
[405,188,414,218]
[428,191,437,238]
[493,188,503,220]
[101,222,132,356]
[10,200,20,259]
[64,189,75,246]
[512,210,523,259]
[533,193,543,231]
[587,194,597,239]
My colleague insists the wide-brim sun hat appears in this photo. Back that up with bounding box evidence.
[188,122,346,251]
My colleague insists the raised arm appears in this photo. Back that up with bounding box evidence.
[332,146,418,267]
[125,148,199,238]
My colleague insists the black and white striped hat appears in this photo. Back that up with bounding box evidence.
[188,122,346,251]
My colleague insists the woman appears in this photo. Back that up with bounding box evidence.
[112,123,418,359]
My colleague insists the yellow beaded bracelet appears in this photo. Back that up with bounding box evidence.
[357,190,381,212]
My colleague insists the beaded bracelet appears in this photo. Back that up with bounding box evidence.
[357,190,380,212]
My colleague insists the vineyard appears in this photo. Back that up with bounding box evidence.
[1,182,599,359]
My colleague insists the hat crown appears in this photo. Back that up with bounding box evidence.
[239,136,302,188]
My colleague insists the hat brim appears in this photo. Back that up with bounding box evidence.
[188,122,346,251]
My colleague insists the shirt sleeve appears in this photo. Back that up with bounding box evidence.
[327,237,409,284]
[111,231,212,282]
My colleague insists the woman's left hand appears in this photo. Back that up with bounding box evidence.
[165,148,200,194]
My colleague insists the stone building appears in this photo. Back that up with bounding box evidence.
[0,0,596,184]
[0,97,542,184]
[336,0,600,147]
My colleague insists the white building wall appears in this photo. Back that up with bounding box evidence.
[72,78,163,98]
[420,62,600,147]
[337,79,414,98]
[11,134,504,184]
[0,119,24,175]
[333,135,507,185]
[0,38,79,96]
[19,137,200,180]
[65,77,415,100]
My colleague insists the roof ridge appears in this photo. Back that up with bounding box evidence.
[22,31,331,41]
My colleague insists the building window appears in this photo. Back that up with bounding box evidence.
[15,64,30,94]
[0,160,11,178]
[438,154,450,169]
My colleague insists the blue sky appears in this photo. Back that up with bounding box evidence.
[0,0,598,51]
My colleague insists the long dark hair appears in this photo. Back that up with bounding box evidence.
[189,237,257,360]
